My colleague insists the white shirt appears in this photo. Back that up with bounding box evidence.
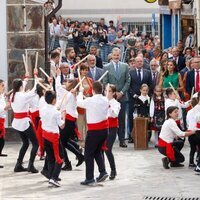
[108,98,121,118]
[49,23,60,37]
[39,96,47,117]
[194,104,200,130]
[136,68,143,80]
[11,82,37,132]
[29,94,39,113]
[0,94,6,119]
[165,98,190,120]
[186,108,196,130]
[55,76,78,118]
[40,104,64,133]
[159,118,185,143]
[77,93,109,123]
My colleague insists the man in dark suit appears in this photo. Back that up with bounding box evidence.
[103,47,131,147]
[87,55,103,81]
[150,58,161,94]
[128,56,152,142]
[186,56,200,95]
[172,47,185,72]
[89,46,103,68]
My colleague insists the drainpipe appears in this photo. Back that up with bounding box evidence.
[44,0,62,73]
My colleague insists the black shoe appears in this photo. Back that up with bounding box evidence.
[128,138,134,143]
[0,154,7,157]
[56,177,61,181]
[76,155,84,167]
[96,172,108,182]
[14,161,27,172]
[170,162,184,167]
[27,162,38,173]
[189,163,196,168]
[162,157,170,169]
[109,170,117,180]
[0,165,3,168]
[41,169,49,179]
[119,142,127,148]
[62,162,72,171]
[80,179,95,185]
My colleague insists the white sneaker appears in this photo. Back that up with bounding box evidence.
[49,179,61,187]
[194,165,200,173]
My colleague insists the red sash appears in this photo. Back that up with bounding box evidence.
[14,112,29,119]
[65,114,76,122]
[29,110,40,129]
[197,122,200,129]
[108,117,119,128]
[14,112,37,133]
[87,119,109,131]
[43,130,63,164]
[0,118,6,138]
[158,138,175,161]
[36,120,44,157]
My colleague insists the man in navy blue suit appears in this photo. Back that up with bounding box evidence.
[87,55,103,81]
[128,56,152,142]
[186,56,200,95]
[172,47,185,72]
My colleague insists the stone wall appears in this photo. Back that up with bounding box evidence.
[7,0,45,129]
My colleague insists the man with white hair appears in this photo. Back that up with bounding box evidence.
[87,55,103,81]
[150,58,160,93]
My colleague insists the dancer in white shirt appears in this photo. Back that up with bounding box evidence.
[11,76,39,173]
[105,84,121,180]
[0,79,10,168]
[40,90,65,187]
[77,81,109,185]
[158,106,195,169]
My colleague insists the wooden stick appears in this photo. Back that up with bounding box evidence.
[74,54,90,68]
[169,82,180,99]
[106,83,110,98]
[190,87,194,100]
[58,50,62,68]
[98,70,109,82]
[74,77,86,90]
[39,67,50,79]
[59,77,86,109]
[22,54,29,74]
[77,68,83,87]
[35,77,49,91]
[34,52,39,69]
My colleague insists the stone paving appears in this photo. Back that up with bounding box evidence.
[0,141,200,200]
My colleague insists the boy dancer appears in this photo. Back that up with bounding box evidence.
[40,90,65,187]
[77,81,109,185]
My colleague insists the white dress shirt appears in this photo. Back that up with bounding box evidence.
[0,94,6,119]
[159,118,185,143]
[40,104,64,134]
[39,96,47,117]
[29,94,39,113]
[55,76,78,118]
[165,98,190,120]
[77,92,109,123]
[11,82,37,132]
[108,98,121,118]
